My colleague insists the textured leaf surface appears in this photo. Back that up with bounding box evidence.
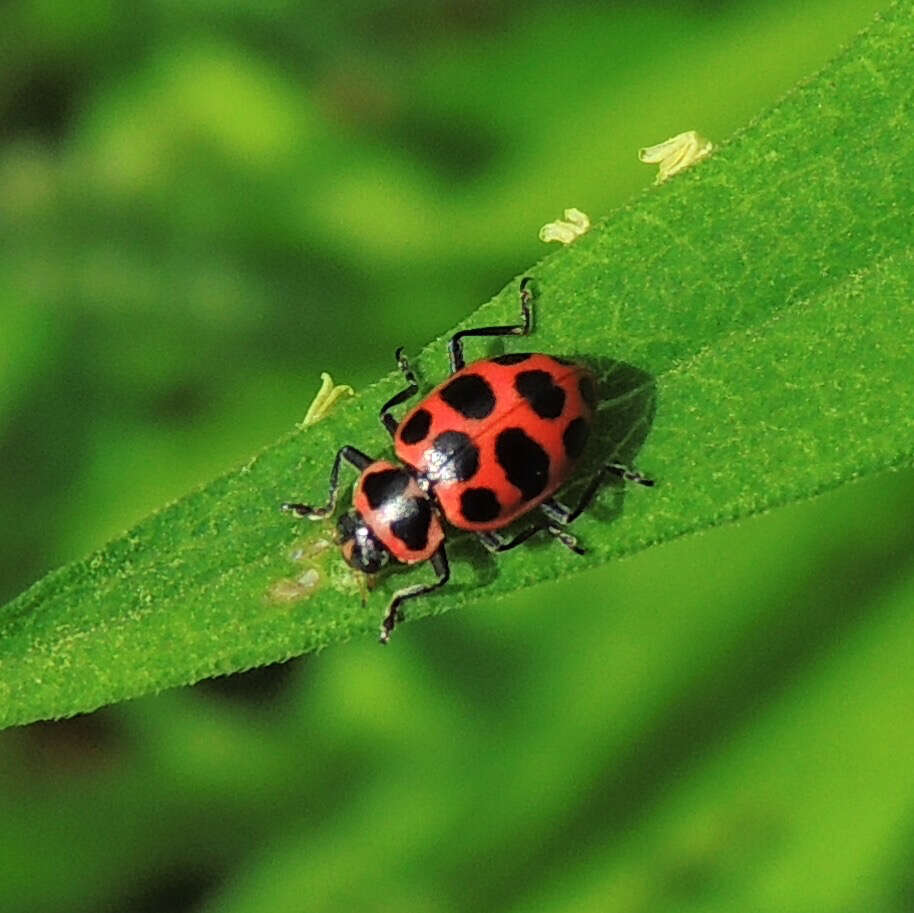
[1,2,913,728]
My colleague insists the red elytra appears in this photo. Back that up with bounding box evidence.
[282,278,653,643]
[395,354,596,533]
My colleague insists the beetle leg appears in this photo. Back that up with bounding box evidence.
[447,277,534,373]
[545,524,586,554]
[605,462,655,487]
[477,526,541,553]
[281,445,374,519]
[379,347,420,437]
[479,523,584,555]
[380,545,450,643]
[542,462,654,526]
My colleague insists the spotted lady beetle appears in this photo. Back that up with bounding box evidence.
[283,278,653,642]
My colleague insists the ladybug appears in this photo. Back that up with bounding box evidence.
[283,278,653,642]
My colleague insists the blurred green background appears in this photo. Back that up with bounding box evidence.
[3,1,913,911]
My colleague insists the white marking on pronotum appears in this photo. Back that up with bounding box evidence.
[539,207,591,245]
[639,130,713,184]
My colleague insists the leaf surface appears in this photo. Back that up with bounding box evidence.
[1,1,912,728]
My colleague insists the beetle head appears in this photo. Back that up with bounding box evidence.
[336,511,390,575]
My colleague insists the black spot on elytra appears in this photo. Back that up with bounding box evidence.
[440,373,495,419]
[431,430,479,482]
[460,487,501,523]
[390,497,432,551]
[495,428,550,501]
[578,375,597,409]
[491,352,532,365]
[399,408,431,444]
[515,370,566,419]
[563,417,590,459]
[362,468,409,509]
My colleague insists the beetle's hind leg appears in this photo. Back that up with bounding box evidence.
[541,462,654,527]
[478,523,585,556]
[477,525,540,553]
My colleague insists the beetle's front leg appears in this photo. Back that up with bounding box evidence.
[380,545,450,643]
[282,445,374,519]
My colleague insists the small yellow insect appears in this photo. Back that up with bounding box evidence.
[539,207,591,245]
[639,130,713,184]
[298,372,354,429]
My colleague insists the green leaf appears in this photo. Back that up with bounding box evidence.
[2,1,913,729]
